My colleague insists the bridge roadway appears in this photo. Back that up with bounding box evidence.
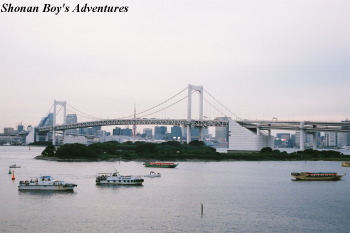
[36,118,228,132]
[36,118,350,133]
[237,120,350,133]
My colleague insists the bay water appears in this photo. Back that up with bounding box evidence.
[1,146,349,233]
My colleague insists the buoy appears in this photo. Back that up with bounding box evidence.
[11,170,15,180]
[201,203,204,215]
[8,168,12,174]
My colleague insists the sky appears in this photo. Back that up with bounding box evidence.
[1,0,349,133]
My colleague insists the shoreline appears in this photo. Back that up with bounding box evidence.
[34,155,349,162]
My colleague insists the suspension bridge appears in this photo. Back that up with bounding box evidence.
[34,84,350,151]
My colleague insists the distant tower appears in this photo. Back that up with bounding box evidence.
[133,104,137,138]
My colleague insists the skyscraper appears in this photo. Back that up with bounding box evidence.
[154,126,167,140]
[170,126,182,140]
[143,128,153,139]
[65,114,78,134]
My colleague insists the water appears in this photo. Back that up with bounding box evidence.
[1,146,350,233]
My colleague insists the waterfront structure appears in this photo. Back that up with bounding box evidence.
[227,119,274,152]
[64,135,88,144]
[4,127,16,135]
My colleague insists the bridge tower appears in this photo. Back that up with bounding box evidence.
[187,84,204,143]
[52,100,67,145]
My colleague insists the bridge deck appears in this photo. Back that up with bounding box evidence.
[36,118,350,133]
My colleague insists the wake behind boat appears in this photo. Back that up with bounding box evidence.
[291,172,345,181]
[96,170,144,185]
[18,176,77,191]
[143,162,178,168]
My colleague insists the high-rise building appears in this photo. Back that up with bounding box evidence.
[154,126,167,140]
[38,113,54,127]
[337,133,347,147]
[170,126,182,140]
[143,128,153,139]
[17,124,24,133]
[66,114,78,124]
[215,117,229,140]
[65,114,78,134]
[325,132,337,147]
[341,120,350,146]
[121,128,132,136]
[113,127,122,135]
[275,133,290,147]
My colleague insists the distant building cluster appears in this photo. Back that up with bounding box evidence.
[0,124,33,145]
[0,113,225,146]
[274,122,350,149]
[2,113,349,150]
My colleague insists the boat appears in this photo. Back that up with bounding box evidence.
[291,172,345,181]
[96,170,144,185]
[9,164,21,168]
[18,175,77,191]
[144,171,161,177]
[143,162,178,168]
[341,161,350,167]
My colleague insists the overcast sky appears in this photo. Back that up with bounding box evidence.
[1,0,349,132]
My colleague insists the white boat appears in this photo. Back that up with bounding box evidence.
[18,176,77,191]
[144,171,161,177]
[9,164,21,168]
[96,170,144,185]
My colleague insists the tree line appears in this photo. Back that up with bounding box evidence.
[39,141,349,161]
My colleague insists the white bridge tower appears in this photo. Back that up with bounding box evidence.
[52,100,66,145]
[187,84,204,143]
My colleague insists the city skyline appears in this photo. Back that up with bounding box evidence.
[1,0,349,131]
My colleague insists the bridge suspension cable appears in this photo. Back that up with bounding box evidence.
[138,95,188,118]
[66,103,104,121]
[119,86,189,119]
[204,89,242,120]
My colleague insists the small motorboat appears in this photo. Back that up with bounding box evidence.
[144,171,161,178]
[9,164,21,168]
[341,161,350,167]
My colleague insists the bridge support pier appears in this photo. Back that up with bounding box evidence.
[312,132,317,150]
[300,121,305,151]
